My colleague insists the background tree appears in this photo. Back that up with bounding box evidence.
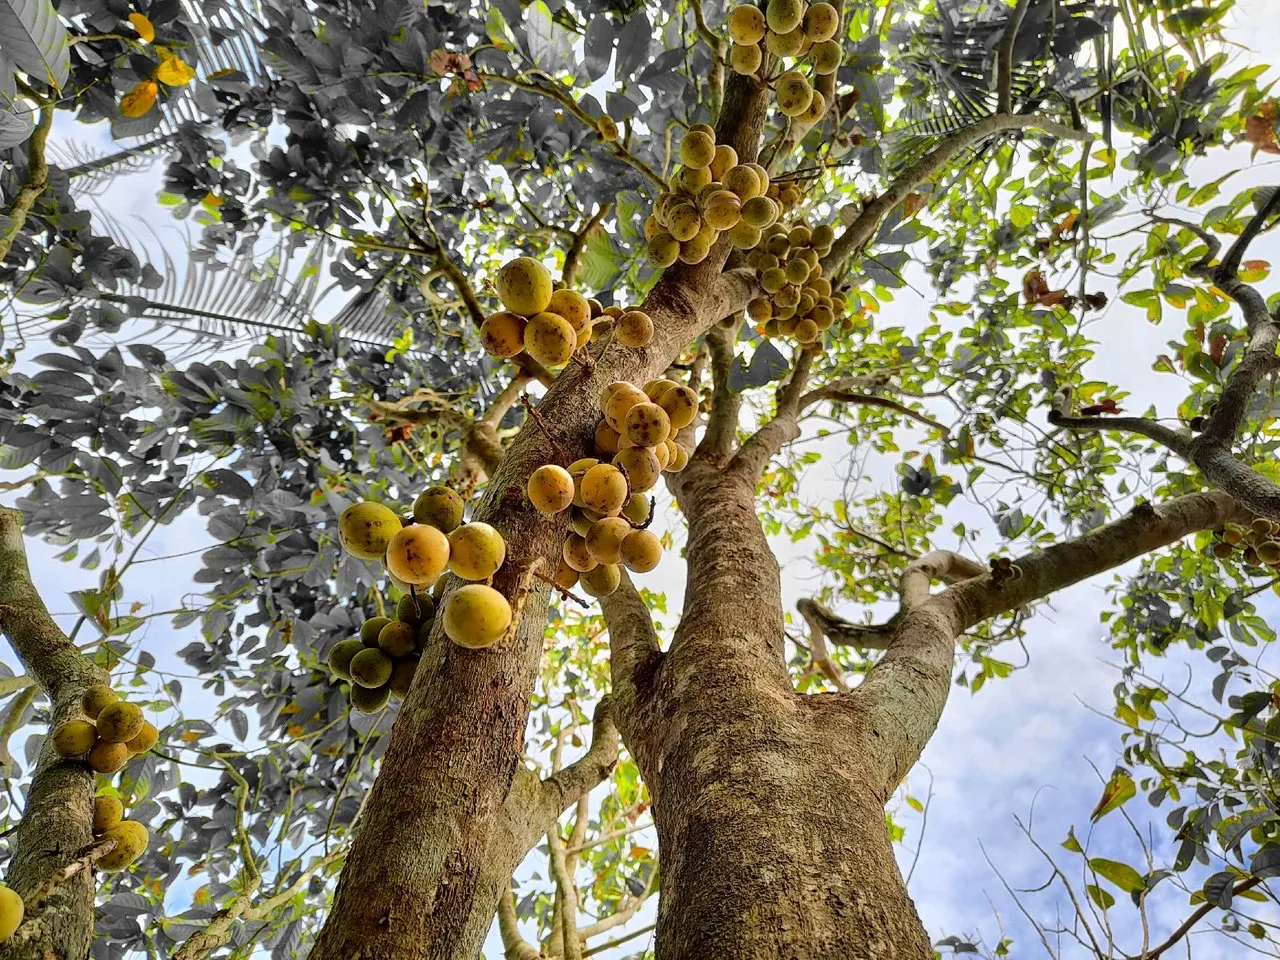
[0,0,1279,958]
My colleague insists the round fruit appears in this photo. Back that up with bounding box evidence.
[396,593,434,627]
[339,502,403,560]
[804,2,839,40]
[580,563,622,598]
[652,440,671,470]
[586,517,631,565]
[553,559,580,590]
[810,39,841,74]
[579,463,630,516]
[649,234,680,267]
[413,487,465,533]
[351,683,391,713]
[416,619,434,649]
[798,90,827,126]
[87,740,130,774]
[658,385,698,430]
[443,585,513,649]
[548,289,592,334]
[675,165,713,194]
[93,796,124,834]
[614,447,663,492]
[0,884,22,941]
[386,524,451,586]
[597,115,619,141]
[479,311,527,358]
[448,522,507,580]
[679,130,716,169]
[616,310,655,348]
[378,620,417,658]
[98,821,148,873]
[767,0,804,32]
[594,422,621,455]
[388,657,419,699]
[703,191,742,232]
[766,26,804,57]
[524,311,577,367]
[723,164,763,201]
[727,4,766,44]
[495,257,553,316]
[1212,541,1236,559]
[794,318,820,343]
[603,383,649,432]
[1258,541,1280,564]
[679,231,715,265]
[349,648,393,689]
[329,638,366,679]
[730,41,763,75]
[624,402,672,447]
[668,442,690,472]
[81,684,118,720]
[741,196,779,228]
[563,534,599,573]
[528,465,575,516]
[710,144,738,181]
[96,702,143,744]
[644,377,680,400]
[620,529,663,573]
[568,457,600,508]
[776,71,813,116]
[728,221,762,249]
[125,720,158,755]
[622,493,651,527]
[667,203,703,243]
[786,257,811,284]
[361,617,392,647]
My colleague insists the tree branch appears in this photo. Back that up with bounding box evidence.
[597,571,662,725]
[694,317,744,462]
[995,0,1032,115]
[1047,411,1193,457]
[727,346,817,481]
[498,881,542,960]
[1136,876,1263,960]
[546,827,582,960]
[802,385,950,435]
[562,204,612,287]
[0,107,53,263]
[1214,186,1280,282]
[537,699,619,820]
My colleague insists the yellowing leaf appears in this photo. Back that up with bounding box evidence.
[628,845,650,858]
[156,56,195,86]
[181,730,201,743]
[287,724,304,737]
[121,80,158,118]
[129,12,155,43]
[1241,259,1270,282]
[1089,770,1136,822]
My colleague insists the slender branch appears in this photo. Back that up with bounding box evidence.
[537,699,619,818]
[581,922,657,958]
[0,685,38,768]
[689,0,725,119]
[797,599,853,689]
[803,387,950,435]
[1214,186,1280,282]
[546,827,582,960]
[728,347,817,481]
[695,316,744,462]
[996,0,1032,115]
[0,107,53,263]
[1048,411,1193,457]
[498,880,542,960]
[562,204,612,286]
[1137,876,1263,960]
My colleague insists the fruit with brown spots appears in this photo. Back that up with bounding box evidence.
[98,821,149,872]
[528,465,575,516]
[447,522,507,580]
[339,502,403,560]
[386,524,451,586]
[88,740,130,774]
[443,585,512,649]
[616,310,655,348]
[495,257,553,316]
[53,719,97,757]
[93,796,124,834]
[349,648,393,689]
[586,517,632,565]
[524,311,577,367]
[579,463,630,516]
[96,702,144,744]
[81,684,118,720]
[479,311,527,358]
[580,563,622,598]
[624,402,672,447]
[413,486,465,532]
[621,529,663,573]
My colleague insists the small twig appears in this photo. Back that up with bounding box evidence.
[502,559,547,646]
[0,106,53,262]
[533,567,590,608]
[519,395,571,462]
[23,837,118,918]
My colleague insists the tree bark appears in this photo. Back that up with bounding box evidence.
[0,508,107,960]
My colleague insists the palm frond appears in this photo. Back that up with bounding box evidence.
[48,135,178,195]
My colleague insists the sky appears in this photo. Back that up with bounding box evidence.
[3,1,1280,958]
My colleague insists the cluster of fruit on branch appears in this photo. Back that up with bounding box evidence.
[744,220,846,343]
[327,593,435,714]
[1211,518,1280,567]
[726,0,842,90]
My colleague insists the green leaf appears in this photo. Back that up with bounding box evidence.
[1089,857,1146,893]
[1062,827,1083,854]
[576,226,620,291]
[0,0,69,88]
[1086,883,1116,909]
[524,1,574,75]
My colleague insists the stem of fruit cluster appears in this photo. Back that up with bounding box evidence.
[532,567,589,608]
[519,396,571,463]
[503,559,547,645]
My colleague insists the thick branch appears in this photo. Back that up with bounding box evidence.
[995,0,1031,115]
[498,881,542,960]
[728,347,816,481]
[695,317,744,462]
[546,829,582,960]
[537,699,619,819]
[0,108,53,263]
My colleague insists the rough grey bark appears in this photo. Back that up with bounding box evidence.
[0,507,107,960]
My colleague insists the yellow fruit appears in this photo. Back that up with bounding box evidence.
[328,638,366,680]
[679,130,716,169]
[798,89,827,126]
[658,384,699,429]
[679,231,715,265]
[811,304,835,329]
[594,421,621,455]
[87,740,130,774]
[649,233,680,267]
[81,685,118,720]
[710,144,739,181]
[339,501,403,560]
[479,311,527,358]
[810,39,841,74]
[652,440,672,471]
[443,584,512,649]
[616,310,655,348]
[723,164,762,201]
[586,517,631,565]
[644,213,663,240]
[620,529,663,573]
[767,0,804,32]
[378,620,417,658]
[360,617,392,647]
[568,457,600,509]
[624,402,672,447]
[579,463,630,516]
[548,289,592,334]
[528,465,575,516]
[675,165,713,194]
[667,203,702,243]
[0,884,21,941]
[603,383,648,431]
[388,657,419,699]
[349,648,393,689]
[351,683,391,713]
[413,487,465,532]
[386,524,451,586]
[575,324,592,351]
[563,534,598,573]
[614,447,663,492]
[644,378,680,400]
[580,563,621,598]
[96,702,143,744]
[495,256,553,316]
[667,442,690,472]
[727,4,766,43]
[524,311,577,367]
[785,258,811,284]
[125,720,158,755]
[776,70,813,116]
[741,196,779,228]
[794,317,820,343]
[93,796,124,834]
[804,2,839,41]
[690,122,716,138]
[553,559,580,591]
[703,190,743,230]
[730,41,763,75]
[727,221,762,249]
[98,821,148,873]
[597,115,619,141]
[447,522,507,580]
[766,26,804,57]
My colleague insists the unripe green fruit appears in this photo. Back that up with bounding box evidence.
[622,493,652,527]
[786,258,812,284]
[624,402,672,447]
[386,524,451,587]
[727,4,766,44]
[378,620,417,658]
[443,584,513,649]
[495,256,553,316]
[616,310,655,348]
[620,529,663,573]
[730,41,763,75]
[675,165,713,194]
[126,720,158,755]
[93,796,124,834]
[448,522,507,581]
[396,593,434,627]
[339,502,403,560]
[0,884,22,941]
[88,739,130,774]
[679,130,716,169]
[1258,540,1280,564]
[361,617,392,647]
[96,702,143,744]
[614,447,663,493]
[580,563,622,598]
[351,682,391,713]
[775,70,813,116]
[413,486,465,533]
[579,463,630,517]
[597,114,619,142]
[810,39,841,74]
[349,648,393,689]
[761,267,787,293]
[328,638,366,680]
[1211,541,1236,559]
[81,684,118,720]
[586,517,632,566]
[98,821,148,873]
[388,656,419,699]
[479,311,527,358]
[528,465,575,516]
[767,0,803,31]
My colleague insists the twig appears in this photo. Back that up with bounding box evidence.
[519,395,570,462]
[23,838,118,918]
[581,921,658,957]
[996,0,1032,115]
[533,567,590,608]
[0,107,53,262]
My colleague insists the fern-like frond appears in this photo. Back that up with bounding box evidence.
[48,135,178,195]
